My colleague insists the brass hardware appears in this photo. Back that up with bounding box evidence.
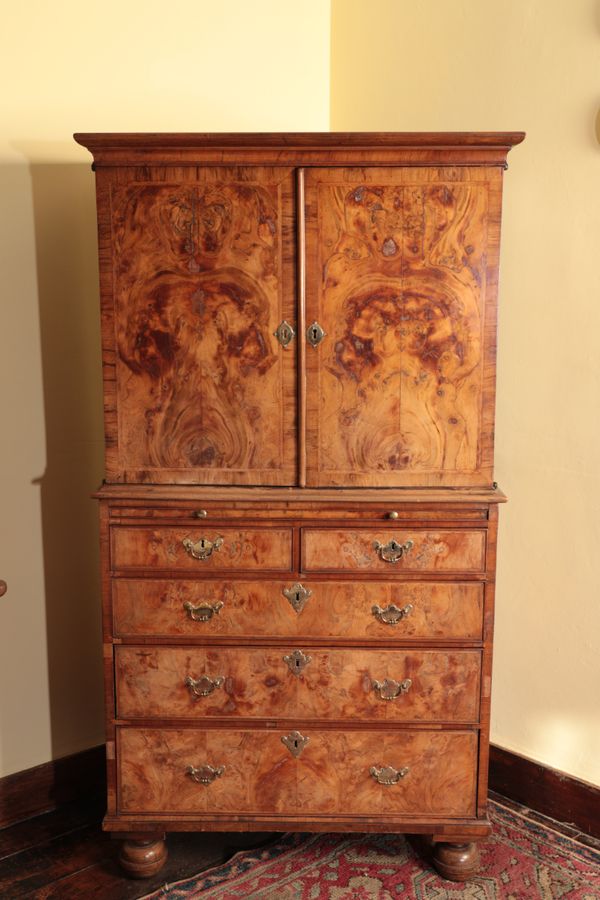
[192,508,208,519]
[283,649,312,675]
[183,600,224,622]
[387,511,399,520]
[306,321,326,348]
[372,538,414,564]
[274,320,296,348]
[370,765,409,785]
[372,603,413,625]
[185,764,225,785]
[372,677,412,700]
[185,674,225,698]
[281,730,310,758]
[282,583,313,614]
[182,536,224,560]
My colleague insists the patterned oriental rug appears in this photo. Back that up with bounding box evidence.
[141,800,600,899]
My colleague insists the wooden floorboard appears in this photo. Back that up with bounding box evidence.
[0,804,274,900]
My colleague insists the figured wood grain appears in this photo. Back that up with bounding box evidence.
[302,529,486,573]
[111,527,292,572]
[102,166,296,485]
[117,728,478,817]
[96,483,506,504]
[115,647,480,722]
[112,579,484,640]
[74,131,525,168]
[304,167,502,487]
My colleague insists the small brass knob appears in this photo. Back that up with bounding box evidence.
[387,511,399,520]
[192,509,208,519]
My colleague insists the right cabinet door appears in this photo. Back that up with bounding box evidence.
[303,166,502,487]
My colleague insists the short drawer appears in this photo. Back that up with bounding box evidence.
[111,527,292,572]
[113,579,483,640]
[115,647,481,723]
[118,727,478,817]
[302,529,486,573]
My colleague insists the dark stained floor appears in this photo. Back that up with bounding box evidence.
[0,795,274,899]
[0,792,598,899]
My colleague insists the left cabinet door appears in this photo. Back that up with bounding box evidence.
[97,166,297,485]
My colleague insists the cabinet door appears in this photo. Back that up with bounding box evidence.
[101,167,296,485]
[303,167,502,487]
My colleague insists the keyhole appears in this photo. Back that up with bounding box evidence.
[311,326,318,340]
[293,738,299,750]
[294,591,301,603]
[295,658,301,670]
[200,539,206,549]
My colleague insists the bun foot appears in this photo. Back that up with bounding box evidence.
[432,841,479,881]
[118,837,168,878]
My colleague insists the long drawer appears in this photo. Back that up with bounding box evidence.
[113,579,484,640]
[111,527,293,572]
[302,529,486,573]
[118,727,478,817]
[115,647,481,722]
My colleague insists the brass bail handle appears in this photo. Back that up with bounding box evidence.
[185,764,225,786]
[182,535,224,560]
[372,538,414,564]
[370,765,409,785]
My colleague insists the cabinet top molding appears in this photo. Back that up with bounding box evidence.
[74,131,525,167]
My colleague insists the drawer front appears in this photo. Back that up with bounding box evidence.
[111,527,292,572]
[115,647,481,722]
[118,727,477,817]
[113,579,484,640]
[302,529,486,573]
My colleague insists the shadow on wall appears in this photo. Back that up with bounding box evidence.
[30,163,105,759]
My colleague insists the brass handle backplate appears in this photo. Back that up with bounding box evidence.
[372,677,412,701]
[186,764,225,785]
[372,603,413,625]
[370,765,409,785]
[183,600,224,622]
[372,538,414,564]
[185,674,225,698]
[283,649,312,675]
[282,583,313,614]
[182,536,223,560]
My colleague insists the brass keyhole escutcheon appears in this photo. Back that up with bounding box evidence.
[282,583,312,614]
[306,321,326,348]
[274,320,296,348]
[281,730,309,758]
[283,649,312,675]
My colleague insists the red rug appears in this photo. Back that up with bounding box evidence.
[141,800,600,899]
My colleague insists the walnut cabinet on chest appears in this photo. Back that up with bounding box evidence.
[75,132,523,881]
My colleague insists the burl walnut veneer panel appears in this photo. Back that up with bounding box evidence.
[115,646,481,722]
[304,167,501,488]
[102,167,297,485]
[118,728,478,818]
[302,529,486,573]
[112,579,484,640]
[111,526,293,572]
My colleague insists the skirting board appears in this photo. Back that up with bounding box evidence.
[1,743,598,838]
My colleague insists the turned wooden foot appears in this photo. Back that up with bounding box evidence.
[118,836,168,879]
[432,841,479,881]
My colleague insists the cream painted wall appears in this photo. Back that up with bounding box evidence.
[331,0,600,785]
[0,0,330,778]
